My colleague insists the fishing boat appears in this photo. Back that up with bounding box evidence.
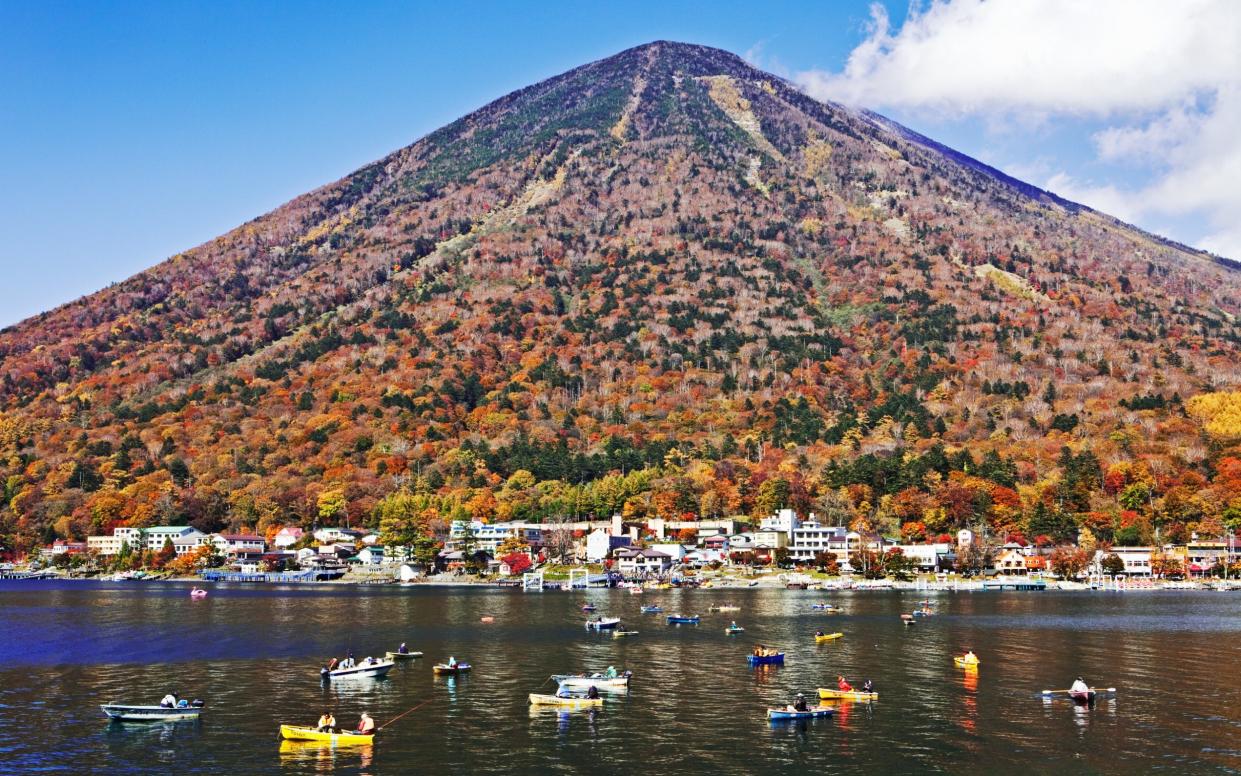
[385,650,424,660]
[432,662,472,675]
[748,648,785,666]
[529,693,604,708]
[322,659,395,679]
[666,614,700,624]
[640,605,663,614]
[581,604,597,612]
[553,672,631,690]
[818,688,878,701]
[279,725,373,745]
[708,604,741,612]
[815,632,843,643]
[767,705,834,720]
[612,630,639,638]
[953,656,980,669]
[101,703,204,722]
[585,616,621,630]
[725,624,746,635]
[810,603,837,611]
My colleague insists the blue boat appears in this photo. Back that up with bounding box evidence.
[811,603,838,611]
[585,617,621,630]
[666,614,700,624]
[748,651,785,666]
[640,606,663,614]
[767,705,832,720]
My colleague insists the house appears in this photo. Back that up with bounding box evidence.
[1092,546,1154,576]
[650,544,688,563]
[360,533,381,546]
[995,547,1028,574]
[43,540,86,558]
[703,535,729,551]
[447,521,543,555]
[272,527,304,548]
[613,547,672,575]
[586,528,630,562]
[645,518,738,541]
[788,520,849,563]
[86,526,206,557]
[313,527,363,544]
[683,548,727,567]
[173,531,211,556]
[212,534,266,554]
[892,543,953,571]
[356,546,386,566]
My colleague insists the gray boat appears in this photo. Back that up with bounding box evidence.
[101,702,204,721]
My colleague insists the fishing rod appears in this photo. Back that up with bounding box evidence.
[379,697,435,731]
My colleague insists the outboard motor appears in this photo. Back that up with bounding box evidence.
[191,699,205,708]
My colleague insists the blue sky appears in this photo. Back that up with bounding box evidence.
[2,1,1236,327]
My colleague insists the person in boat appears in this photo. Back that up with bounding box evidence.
[962,650,979,665]
[160,692,178,709]
[398,642,409,655]
[587,685,600,699]
[862,679,874,693]
[317,711,336,732]
[365,656,375,665]
[448,656,458,668]
[605,666,617,679]
[357,713,375,736]
[815,629,825,637]
[792,693,809,712]
[837,675,854,692]
[1070,676,1090,696]
[326,657,339,671]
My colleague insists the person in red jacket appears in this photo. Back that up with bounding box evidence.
[837,675,854,692]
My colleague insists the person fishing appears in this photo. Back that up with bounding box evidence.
[815,629,825,637]
[317,711,336,732]
[326,657,339,671]
[962,650,979,665]
[587,685,600,699]
[160,692,178,709]
[862,679,875,693]
[1070,676,1090,695]
[605,666,617,679]
[398,642,409,655]
[837,675,854,692]
[792,693,809,712]
[448,656,458,668]
[357,712,375,735]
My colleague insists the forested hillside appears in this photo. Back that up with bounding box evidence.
[1,41,1239,556]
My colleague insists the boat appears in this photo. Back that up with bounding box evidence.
[912,609,934,617]
[322,659,395,679]
[640,605,663,614]
[479,616,495,623]
[629,586,643,595]
[748,648,785,666]
[818,688,878,701]
[1069,690,1096,704]
[612,630,639,638]
[279,724,373,745]
[552,672,631,690]
[385,650,424,660]
[900,614,915,625]
[708,604,741,612]
[767,705,834,720]
[786,582,808,590]
[815,632,843,642]
[725,625,746,635]
[433,662,472,675]
[581,604,597,612]
[666,614,700,624]
[953,656,980,669]
[189,588,208,599]
[585,617,621,630]
[810,603,837,611]
[528,693,604,708]
[101,703,204,722]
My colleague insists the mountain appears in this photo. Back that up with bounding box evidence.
[2,41,1239,557]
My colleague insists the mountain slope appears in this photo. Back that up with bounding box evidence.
[1,41,1238,556]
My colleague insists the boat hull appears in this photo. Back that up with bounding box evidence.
[748,653,785,666]
[101,704,202,721]
[433,663,471,675]
[953,657,980,669]
[726,627,745,635]
[666,616,699,624]
[529,693,603,708]
[552,675,629,689]
[385,651,423,660]
[767,706,833,720]
[815,633,843,642]
[818,688,878,701]
[585,618,621,630]
[280,725,373,745]
[325,660,394,679]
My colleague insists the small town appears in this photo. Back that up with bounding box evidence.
[7,507,1237,590]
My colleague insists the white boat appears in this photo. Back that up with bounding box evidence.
[585,617,621,630]
[552,672,631,690]
[322,659,395,679]
[101,703,203,721]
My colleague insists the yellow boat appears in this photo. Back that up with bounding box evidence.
[818,688,878,701]
[528,693,604,708]
[279,725,374,745]
[954,656,980,669]
[815,632,844,643]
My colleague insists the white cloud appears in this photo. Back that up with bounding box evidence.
[794,0,1241,259]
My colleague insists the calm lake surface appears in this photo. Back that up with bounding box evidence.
[1,582,1240,775]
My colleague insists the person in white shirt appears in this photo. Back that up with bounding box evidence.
[160,692,178,708]
[1069,677,1091,697]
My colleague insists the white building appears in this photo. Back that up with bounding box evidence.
[314,527,363,544]
[760,508,801,535]
[788,520,849,563]
[613,547,672,575]
[356,546,386,565]
[447,521,542,554]
[212,534,266,554]
[86,526,206,557]
[893,543,952,571]
[1092,547,1153,576]
[586,528,631,562]
[273,527,304,548]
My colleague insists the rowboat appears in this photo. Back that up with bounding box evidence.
[666,614,699,624]
[101,703,203,722]
[323,659,395,679]
[748,652,785,666]
[818,688,878,701]
[386,651,424,660]
[767,705,834,720]
[612,630,639,638]
[529,693,604,708]
[552,673,630,690]
[953,656,980,669]
[1069,690,1095,704]
[585,617,621,630]
[640,605,663,614]
[725,625,746,635]
[815,632,843,642]
[708,604,741,612]
[279,724,373,745]
[433,662,472,675]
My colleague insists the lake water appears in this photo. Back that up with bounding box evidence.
[1,581,1240,775]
